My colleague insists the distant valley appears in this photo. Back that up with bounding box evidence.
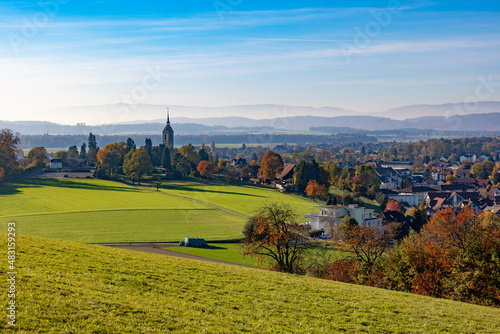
[3,111,500,136]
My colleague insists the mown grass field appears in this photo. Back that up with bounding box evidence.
[149,179,320,217]
[169,243,346,269]
[0,178,247,243]
[167,243,260,267]
[2,234,500,333]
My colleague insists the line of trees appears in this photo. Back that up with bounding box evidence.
[244,201,500,307]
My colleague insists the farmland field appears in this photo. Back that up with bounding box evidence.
[3,234,500,333]
[167,243,260,267]
[0,177,320,243]
[149,180,319,217]
[0,178,247,243]
[169,242,346,268]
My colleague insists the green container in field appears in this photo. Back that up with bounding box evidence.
[179,237,208,247]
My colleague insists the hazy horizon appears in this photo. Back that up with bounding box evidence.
[1,1,499,125]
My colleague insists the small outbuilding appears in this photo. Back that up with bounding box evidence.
[179,237,208,247]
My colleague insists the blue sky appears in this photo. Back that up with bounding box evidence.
[0,0,499,123]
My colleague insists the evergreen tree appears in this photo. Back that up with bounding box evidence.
[210,140,216,156]
[199,144,209,161]
[326,194,337,206]
[87,133,98,165]
[151,146,162,167]
[172,151,191,178]
[161,146,171,170]
[68,145,79,159]
[80,143,87,160]
[411,203,429,232]
[295,159,329,193]
[126,138,136,152]
[145,138,153,158]
[400,177,413,189]
[295,160,312,193]
[88,133,97,151]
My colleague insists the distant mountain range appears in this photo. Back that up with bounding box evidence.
[19,101,500,125]
[371,101,500,120]
[3,112,500,135]
[32,104,359,125]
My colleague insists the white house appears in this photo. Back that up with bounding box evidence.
[304,204,382,236]
[460,155,477,163]
[50,159,63,169]
[380,161,412,170]
[49,158,86,169]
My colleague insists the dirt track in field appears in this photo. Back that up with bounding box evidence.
[95,242,257,269]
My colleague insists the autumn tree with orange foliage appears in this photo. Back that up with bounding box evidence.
[305,180,329,200]
[258,151,284,183]
[384,199,403,213]
[388,207,500,305]
[196,160,215,178]
[242,201,310,273]
[96,142,127,177]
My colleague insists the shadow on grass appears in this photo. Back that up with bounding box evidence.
[204,245,228,250]
[0,178,141,197]
[160,184,266,198]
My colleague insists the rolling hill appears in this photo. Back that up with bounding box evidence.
[0,178,320,243]
[2,234,499,333]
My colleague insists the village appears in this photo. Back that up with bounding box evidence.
[18,115,499,240]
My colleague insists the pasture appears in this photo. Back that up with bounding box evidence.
[168,243,260,267]
[0,178,247,243]
[169,242,346,269]
[150,179,320,217]
[3,234,500,333]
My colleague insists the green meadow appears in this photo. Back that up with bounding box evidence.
[0,178,247,243]
[2,234,500,333]
[151,180,320,217]
[0,178,320,243]
[167,243,260,267]
[169,243,346,269]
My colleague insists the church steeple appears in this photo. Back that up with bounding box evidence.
[162,107,174,150]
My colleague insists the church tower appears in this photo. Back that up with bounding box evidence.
[162,108,174,150]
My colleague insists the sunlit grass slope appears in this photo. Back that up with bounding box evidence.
[2,234,499,333]
[168,243,260,267]
[152,180,320,217]
[0,178,246,243]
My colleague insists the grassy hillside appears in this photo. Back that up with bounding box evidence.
[2,234,500,333]
[167,243,260,267]
[0,178,246,243]
[150,180,319,217]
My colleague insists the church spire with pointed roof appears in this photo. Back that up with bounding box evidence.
[162,107,174,150]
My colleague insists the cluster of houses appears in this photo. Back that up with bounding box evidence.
[304,156,500,238]
[373,158,500,217]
